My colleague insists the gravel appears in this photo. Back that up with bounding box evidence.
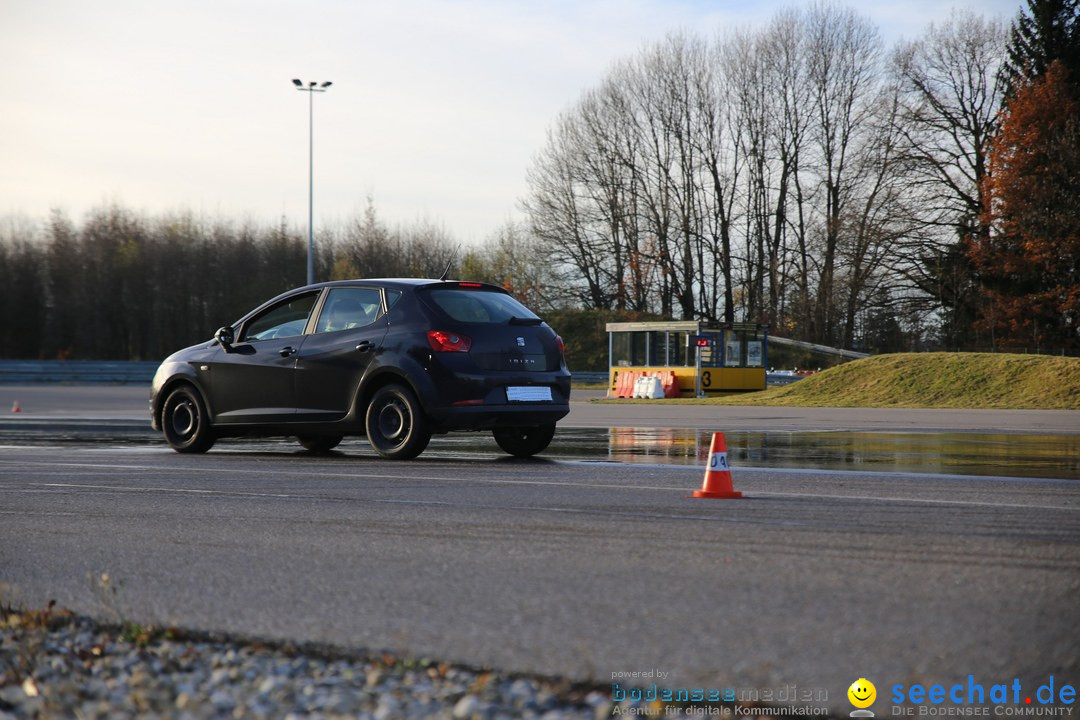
[0,609,616,719]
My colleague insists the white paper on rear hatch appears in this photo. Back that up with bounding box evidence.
[506,386,552,402]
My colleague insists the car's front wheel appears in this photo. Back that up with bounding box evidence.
[365,384,431,460]
[493,424,556,458]
[297,435,343,453]
[161,385,215,453]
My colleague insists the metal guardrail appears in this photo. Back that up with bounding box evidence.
[0,362,618,387]
[0,362,802,387]
[0,361,158,384]
[571,370,803,386]
[570,371,608,384]
[768,335,869,360]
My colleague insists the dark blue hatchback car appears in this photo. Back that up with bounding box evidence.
[150,279,571,459]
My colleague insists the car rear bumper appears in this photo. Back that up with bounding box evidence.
[427,402,570,430]
[417,360,571,431]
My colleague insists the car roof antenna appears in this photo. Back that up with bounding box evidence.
[438,246,459,281]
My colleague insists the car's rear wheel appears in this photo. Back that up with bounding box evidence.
[493,424,556,458]
[297,435,343,453]
[365,384,431,460]
[161,385,215,453]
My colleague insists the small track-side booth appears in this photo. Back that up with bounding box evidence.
[606,321,768,397]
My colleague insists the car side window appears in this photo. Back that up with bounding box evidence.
[241,292,318,342]
[315,287,384,334]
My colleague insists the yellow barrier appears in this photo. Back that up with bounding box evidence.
[609,366,765,396]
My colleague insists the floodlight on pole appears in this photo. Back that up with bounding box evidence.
[292,77,332,286]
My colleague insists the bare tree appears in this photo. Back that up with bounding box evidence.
[803,2,884,345]
[690,33,744,322]
[759,10,814,330]
[523,111,616,309]
[518,4,1009,351]
[0,215,46,357]
[892,10,1007,346]
[722,28,772,324]
[721,11,816,329]
[574,75,650,311]
[836,84,921,347]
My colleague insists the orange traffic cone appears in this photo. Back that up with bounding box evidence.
[691,432,742,499]
[11,400,21,413]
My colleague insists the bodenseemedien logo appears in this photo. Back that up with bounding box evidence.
[849,679,877,718]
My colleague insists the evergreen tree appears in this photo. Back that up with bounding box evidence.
[1001,0,1080,93]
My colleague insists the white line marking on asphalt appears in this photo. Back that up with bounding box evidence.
[19,475,1079,513]
[32,482,294,499]
[0,510,79,516]
[748,490,1079,511]
[4,448,1075,508]
[2,459,672,490]
[17,483,782,524]
[5,444,1075,486]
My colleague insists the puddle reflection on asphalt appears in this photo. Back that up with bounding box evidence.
[3,426,1078,480]
[436,427,1080,480]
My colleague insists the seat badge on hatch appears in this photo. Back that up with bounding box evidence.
[516,337,526,347]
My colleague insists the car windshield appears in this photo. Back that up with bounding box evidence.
[424,287,540,325]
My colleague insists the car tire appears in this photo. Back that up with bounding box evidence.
[161,385,215,453]
[365,384,431,460]
[493,424,556,458]
[297,435,343,453]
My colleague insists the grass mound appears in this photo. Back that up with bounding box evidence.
[719,352,1080,409]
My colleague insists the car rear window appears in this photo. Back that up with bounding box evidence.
[424,287,540,325]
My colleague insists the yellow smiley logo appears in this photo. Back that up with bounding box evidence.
[848,679,876,709]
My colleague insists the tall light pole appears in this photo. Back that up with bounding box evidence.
[292,78,332,286]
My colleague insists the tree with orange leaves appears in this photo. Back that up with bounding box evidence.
[971,61,1080,350]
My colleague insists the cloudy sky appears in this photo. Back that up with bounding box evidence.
[2,0,1019,244]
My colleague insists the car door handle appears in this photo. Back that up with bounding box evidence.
[355,341,373,352]
[279,346,297,357]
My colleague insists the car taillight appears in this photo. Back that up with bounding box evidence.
[427,330,472,352]
[555,335,565,356]
[457,282,484,288]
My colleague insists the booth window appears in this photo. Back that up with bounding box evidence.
[612,330,691,367]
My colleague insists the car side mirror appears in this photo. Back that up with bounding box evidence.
[215,326,235,352]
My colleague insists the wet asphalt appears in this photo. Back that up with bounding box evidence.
[1,384,1078,714]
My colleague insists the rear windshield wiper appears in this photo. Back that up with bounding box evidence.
[508,316,543,326]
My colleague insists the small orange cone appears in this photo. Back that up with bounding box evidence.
[691,432,742,499]
[11,400,21,413]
